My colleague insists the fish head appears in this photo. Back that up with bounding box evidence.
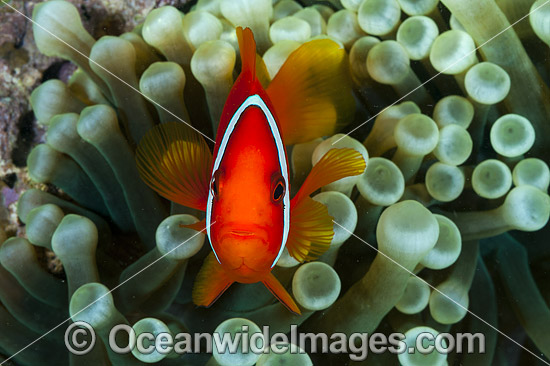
[206,96,290,280]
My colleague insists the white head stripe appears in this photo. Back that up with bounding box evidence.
[206,95,290,267]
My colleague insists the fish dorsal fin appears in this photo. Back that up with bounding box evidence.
[193,252,234,307]
[236,27,256,79]
[236,27,271,88]
[266,39,355,145]
[285,148,366,261]
[135,122,212,211]
[213,27,272,143]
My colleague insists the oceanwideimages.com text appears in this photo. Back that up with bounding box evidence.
[65,322,485,361]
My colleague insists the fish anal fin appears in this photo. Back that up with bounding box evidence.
[287,196,333,262]
[262,273,301,315]
[266,39,355,145]
[192,252,234,307]
[135,122,212,211]
[180,218,206,232]
[294,148,366,204]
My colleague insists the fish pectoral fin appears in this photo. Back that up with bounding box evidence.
[192,252,234,307]
[293,148,366,203]
[262,273,301,315]
[287,196,333,262]
[135,122,212,211]
[266,38,355,145]
[285,148,366,262]
[180,218,206,232]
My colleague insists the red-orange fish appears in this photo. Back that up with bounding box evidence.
[136,27,365,314]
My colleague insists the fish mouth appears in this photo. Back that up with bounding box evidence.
[229,230,255,237]
[216,223,269,242]
[213,224,272,274]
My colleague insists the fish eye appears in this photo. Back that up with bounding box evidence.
[272,179,285,202]
[211,170,221,197]
[211,177,218,196]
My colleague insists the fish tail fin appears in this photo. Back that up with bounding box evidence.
[262,273,301,315]
[192,252,234,307]
[266,39,355,145]
[236,27,257,78]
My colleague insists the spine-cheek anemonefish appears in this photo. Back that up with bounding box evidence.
[136,27,366,314]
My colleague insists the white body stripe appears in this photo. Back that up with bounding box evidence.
[206,95,290,268]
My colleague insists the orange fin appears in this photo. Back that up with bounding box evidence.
[286,196,334,262]
[293,148,366,205]
[266,39,355,145]
[180,218,206,232]
[135,122,212,211]
[237,27,270,87]
[256,53,271,89]
[236,27,256,78]
[192,252,234,307]
[262,272,301,315]
[285,148,365,262]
